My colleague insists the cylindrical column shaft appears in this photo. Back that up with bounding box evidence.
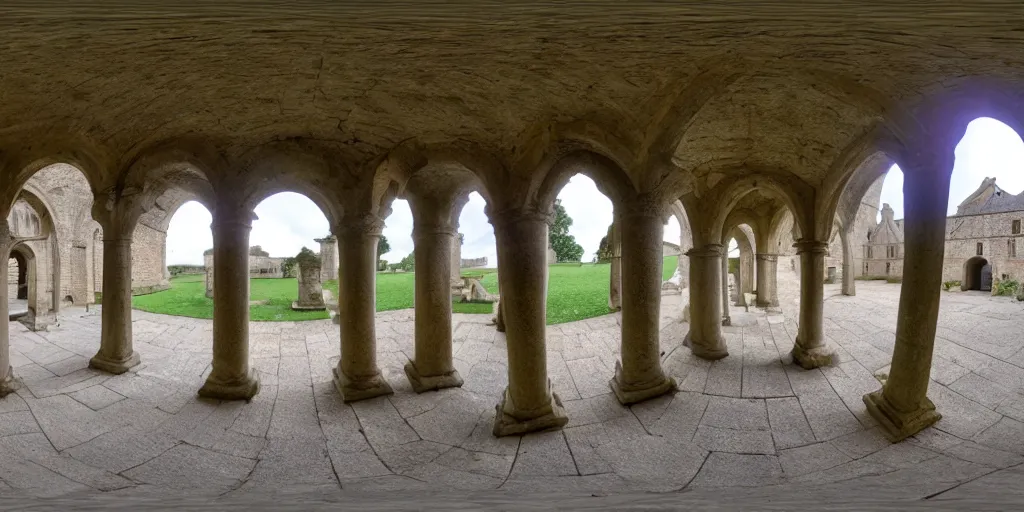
[791,240,834,369]
[405,219,463,392]
[755,254,779,307]
[199,215,259,400]
[334,217,392,402]
[684,244,728,359]
[864,158,949,442]
[0,225,21,397]
[721,249,731,325]
[841,230,856,296]
[89,233,141,374]
[611,208,676,404]
[491,209,567,436]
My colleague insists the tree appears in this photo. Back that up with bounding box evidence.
[595,223,614,263]
[249,245,270,257]
[377,235,391,260]
[549,199,585,262]
[396,252,415,272]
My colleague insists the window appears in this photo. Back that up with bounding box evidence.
[1010,238,1017,258]
[863,262,869,274]
[867,247,873,259]
[977,242,984,256]
[1013,219,1021,235]
[885,262,891,275]
[886,245,896,258]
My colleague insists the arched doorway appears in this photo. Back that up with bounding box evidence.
[11,252,28,300]
[963,256,992,291]
[8,244,37,323]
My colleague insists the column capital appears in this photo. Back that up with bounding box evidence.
[487,207,552,229]
[618,196,668,220]
[756,253,779,262]
[686,244,724,257]
[793,240,829,255]
[335,213,385,237]
[412,222,457,238]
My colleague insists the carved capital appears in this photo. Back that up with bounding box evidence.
[412,221,458,238]
[685,243,724,258]
[335,213,385,237]
[487,207,552,229]
[756,253,779,262]
[793,240,829,255]
[618,195,668,220]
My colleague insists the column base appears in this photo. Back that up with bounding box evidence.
[198,369,260,401]
[492,386,568,437]
[683,332,729,360]
[0,368,22,398]
[404,360,464,393]
[333,366,393,403]
[791,342,836,369]
[609,361,677,405]
[863,389,941,443]
[88,350,141,375]
[722,317,731,327]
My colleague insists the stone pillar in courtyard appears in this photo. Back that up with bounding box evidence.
[315,236,339,282]
[755,253,780,308]
[89,200,143,375]
[721,250,731,326]
[333,213,392,402]
[490,207,568,436]
[292,248,327,311]
[841,230,856,296]
[203,249,214,298]
[864,154,949,442]
[684,244,728,359]
[610,199,676,404]
[0,220,22,397]
[405,189,464,393]
[608,216,622,311]
[451,233,463,289]
[199,205,260,400]
[791,239,835,369]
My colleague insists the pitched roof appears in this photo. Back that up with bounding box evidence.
[956,178,1024,215]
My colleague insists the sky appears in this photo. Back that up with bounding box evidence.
[878,117,1024,221]
[167,117,1024,266]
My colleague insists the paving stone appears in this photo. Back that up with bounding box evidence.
[565,356,611,399]
[830,427,890,459]
[434,446,515,479]
[648,391,709,442]
[929,383,1003,439]
[766,397,816,450]
[351,397,420,450]
[688,453,784,489]
[406,391,488,446]
[124,444,256,490]
[63,427,179,474]
[510,430,577,477]
[778,441,852,476]
[973,417,1024,455]
[692,425,775,454]
[700,396,769,431]
[68,385,125,411]
[0,411,41,437]
[797,389,863,441]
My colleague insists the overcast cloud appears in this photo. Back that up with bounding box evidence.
[168,118,1024,266]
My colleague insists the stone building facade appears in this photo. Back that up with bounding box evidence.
[857,178,1024,291]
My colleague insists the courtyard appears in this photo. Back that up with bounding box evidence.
[2,277,1023,504]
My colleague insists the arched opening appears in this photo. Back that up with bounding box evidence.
[962,256,992,291]
[546,174,614,324]
[11,252,28,300]
[8,244,36,323]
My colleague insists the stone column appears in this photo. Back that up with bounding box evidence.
[791,240,835,369]
[684,244,728,359]
[451,233,463,288]
[610,202,676,404]
[864,156,949,442]
[721,251,731,326]
[608,216,622,311]
[840,229,856,296]
[333,214,392,402]
[0,221,22,397]
[315,236,338,282]
[755,253,779,307]
[490,208,567,436]
[89,223,141,374]
[199,209,259,400]
[405,208,463,393]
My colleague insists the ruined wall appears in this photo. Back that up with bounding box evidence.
[7,258,18,298]
[461,257,487,268]
[829,174,885,280]
[129,223,169,294]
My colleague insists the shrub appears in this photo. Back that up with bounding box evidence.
[942,280,961,291]
[994,278,1020,297]
[854,275,887,281]
[885,276,902,284]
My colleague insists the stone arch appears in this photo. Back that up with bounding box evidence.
[8,243,40,326]
[533,148,636,210]
[233,145,342,229]
[962,256,992,292]
[704,172,812,247]
[910,78,1024,155]
[1,137,111,214]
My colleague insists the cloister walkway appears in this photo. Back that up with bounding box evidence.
[1,277,1023,505]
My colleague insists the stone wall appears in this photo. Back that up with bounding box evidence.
[250,255,285,278]
[131,223,169,294]
[942,210,1024,283]
[461,257,487,268]
[316,237,339,281]
[7,258,18,298]
[662,242,681,257]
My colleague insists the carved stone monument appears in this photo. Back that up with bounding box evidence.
[291,248,327,311]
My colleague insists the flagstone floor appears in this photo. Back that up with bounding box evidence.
[2,274,1023,508]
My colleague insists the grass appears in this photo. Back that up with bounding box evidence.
[135,256,676,324]
[663,255,678,281]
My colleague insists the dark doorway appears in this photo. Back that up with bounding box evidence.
[12,252,28,300]
[963,256,990,291]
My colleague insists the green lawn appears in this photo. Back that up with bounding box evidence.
[135,256,677,324]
